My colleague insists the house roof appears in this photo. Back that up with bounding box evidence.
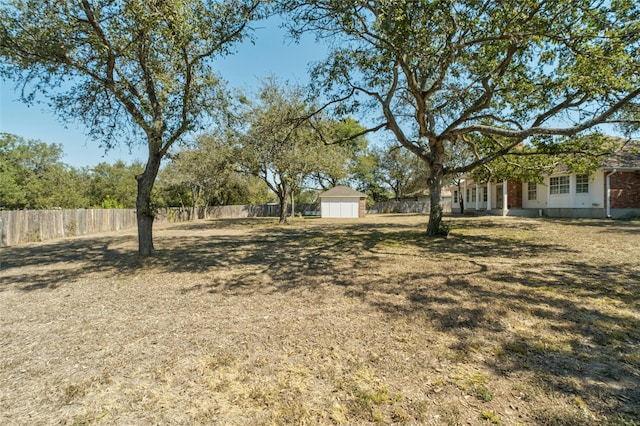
[319,185,367,198]
[600,139,640,170]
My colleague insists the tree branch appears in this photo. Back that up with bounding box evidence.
[311,121,387,146]
[448,137,525,175]
[451,87,640,139]
[442,41,519,135]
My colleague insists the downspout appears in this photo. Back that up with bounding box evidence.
[502,179,508,216]
[606,169,618,218]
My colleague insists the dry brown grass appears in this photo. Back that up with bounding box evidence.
[1,214,639,425]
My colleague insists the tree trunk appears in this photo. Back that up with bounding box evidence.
[136,151,162,256]
[190,185,197,221]
[426,169,445,237]
[278,189,289,224]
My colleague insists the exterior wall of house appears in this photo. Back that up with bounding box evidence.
[507,181,522,208]
[543,207,606,218]
[451,189,461,212]
[544,172,604,209]
[522,171,606,211]
[453,180,501,213]
[452,168,639,219]
[522,182,547,209]
[450,187,471,213]
[610,171,640,208]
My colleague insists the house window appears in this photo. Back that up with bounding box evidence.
[576,174,589,193]
[483,187,488,202]
[454,190,458,203]
[466,189,470,203]
[549,176,570,195]
[471,188,477,202]
[527,182,537,201]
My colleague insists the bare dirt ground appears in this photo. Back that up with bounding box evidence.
[1,214,639,425]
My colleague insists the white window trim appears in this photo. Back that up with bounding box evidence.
[550,175,570,195]
[527,182,537,201]
[576,174,589,194]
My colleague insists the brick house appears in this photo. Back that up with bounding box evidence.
[450,140,640,219]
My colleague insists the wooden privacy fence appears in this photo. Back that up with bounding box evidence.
[0,209,137,248]
[370,200,452,214]
[154,204,299,222]
[0,204,316,247]
[371,200,430,214]
[0,201,445,247]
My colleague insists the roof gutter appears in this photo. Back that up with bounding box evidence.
[606,169,618,219]
[601,167,640,171]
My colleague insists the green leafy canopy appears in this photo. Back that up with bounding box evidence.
[284,0,640,174]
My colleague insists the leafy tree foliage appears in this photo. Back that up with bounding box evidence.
[375,142,427,200]
[348,148,390,204]
[87,160,143,208]
[302,116,395,204]
[160,135,233,217]
[156,133,272,216]
[283,0,640,235]
[309,117,369,190]
[0,0,269,254]
[237,78,350,223]
[0,133,88,209]
[220,174,274,205]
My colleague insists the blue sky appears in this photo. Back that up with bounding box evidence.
[0,16,329,168]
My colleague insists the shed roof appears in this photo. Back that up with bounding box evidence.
[319,185,367,198]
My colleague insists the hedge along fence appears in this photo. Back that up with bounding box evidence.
[0,201,442,247]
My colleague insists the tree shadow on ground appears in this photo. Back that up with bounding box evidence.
[540,217,640,235]
[1,216,638,420]
[216,218,638,420]
[0,235,142,291]
[356,228,640,420]
[379,268,640,417]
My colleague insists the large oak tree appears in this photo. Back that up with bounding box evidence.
[0,0,268,254]
[283,0,640,235]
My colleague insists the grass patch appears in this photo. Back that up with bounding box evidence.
[454,370,496,402]
[482,410,502,424]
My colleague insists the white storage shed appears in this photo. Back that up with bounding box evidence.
[319,186,367,219]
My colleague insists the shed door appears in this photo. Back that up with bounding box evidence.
[342,199,359,218]
[324,198,359,218]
